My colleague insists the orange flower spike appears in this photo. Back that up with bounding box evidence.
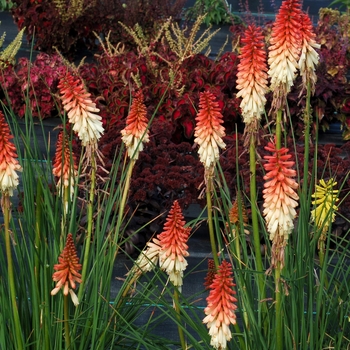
[263,140,299,242]
[203,260,238,350]
[121,90,150,160]
[51,233,82,306]
[236,24,268,124]
[0,112,22,196]
[52,131,78,198]
[194,91,226,169]
[58,72,104,146]
[298,11,320,94]
[158,200,190,287]
[268,0,303,107]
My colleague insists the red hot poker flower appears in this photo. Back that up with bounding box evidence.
[51,233,82,306]
[121,90,150,160]
[194,91,226,169]
[52,131,78,200]
[268,0,303,110]
[0,111,22,196]
[158,200,190,288]
[236,24,268,125]
[298,11,320,95]
[58,72,104,146]
[263,139,299,243]
[203,260,238,349]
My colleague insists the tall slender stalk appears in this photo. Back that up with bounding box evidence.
[249,132,269,337]
[249,134,264,275]
[206,168,219,269]
[173,288,186,350]
[2,194,24,350]
[115,158,135,240]
[302,83,312,199]
[78,152,97,301]
[275,264,283,350]
[64,294,71,349]
[274,109,283,350]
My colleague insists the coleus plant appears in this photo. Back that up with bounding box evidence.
[0,53,65,118]
[11,0,187,59]
[80,49,241,142]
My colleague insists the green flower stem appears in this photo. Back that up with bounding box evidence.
[318,240,325,269]
[302,82,312,198]
[34,181,42,287]
[3,193,24,350]
[275,109,282,150]
[249,134,264,274]
[274,110,283,350]
[64,294,71,350]
[78,152,97,301]
[206,168,219,269]
[113,157,140,310]
[115,158,136,240]
[249,133,268,334]
[173,287,186,350]
[275,265,283,350]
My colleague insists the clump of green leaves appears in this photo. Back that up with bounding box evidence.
[185,0,234,25]
[0,0,14,11]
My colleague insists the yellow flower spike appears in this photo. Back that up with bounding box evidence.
[311,178,339,233]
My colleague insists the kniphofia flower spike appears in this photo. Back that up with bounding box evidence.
[203,260,237,350]
[311,178,339,233]
[298,11,320,95]
[158,200,190,288]
[58,72,104,146]
[236,24,268,125]
[121,90,150,160]
[52,131,78,200]
[131,200,190,288]
[51,233,82,306]
[268,0,303,111]
[194,91,226,169]
[0,111,22,196]
[263,140,299,243]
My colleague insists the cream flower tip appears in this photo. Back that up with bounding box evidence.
[69,289,80,306]
[268,0,303,95]
[194,91,225,168]
[0,113,22,196]
[121,91,150,160]
[156,201,190,286]
[59,72,104,146]
[236,24,268,124]
[203,260,237,349]
[263,140,299,241]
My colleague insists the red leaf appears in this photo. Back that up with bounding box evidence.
[181,119,194,139]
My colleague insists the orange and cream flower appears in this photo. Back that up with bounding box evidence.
[51,233,82,306]
[52,131,78,200]
[236,24,268,124]
[194,91,226,169]
[0,111,22,196]
[268,0,303,109]
[311,178,339,233]
[263,139,299,242]
[58,72,104,146]
[132,238,161,277]
[121,91,150,160]
[158,200,190,287]
[298,11,320,94]
[203,260,237,350]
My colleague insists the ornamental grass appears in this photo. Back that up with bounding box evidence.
[1,1,350,349]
